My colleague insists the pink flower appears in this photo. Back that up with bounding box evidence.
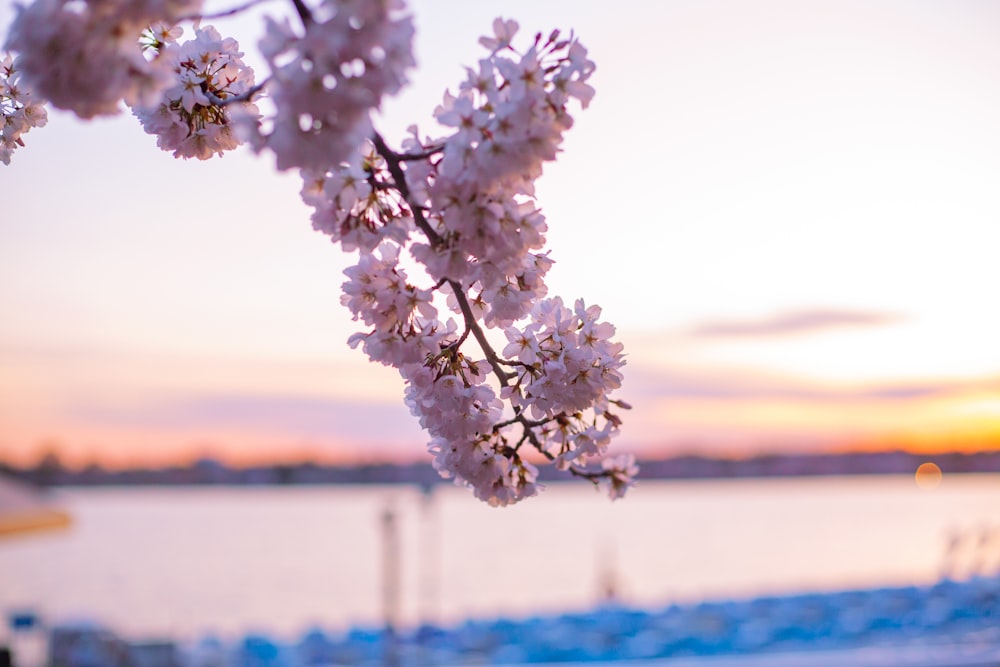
[478,17,518,52]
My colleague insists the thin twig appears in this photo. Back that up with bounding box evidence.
[371,131,515,390]
[395,145,445,161]
[567,466,609,483]
[204,79,268,107]
[372,132,443,247]
[493,412,559,432]
[178,0,275,22]
[291,0,313,24]
[447,279,516,385]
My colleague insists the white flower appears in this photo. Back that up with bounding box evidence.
[1,52,47,165]
[478,17,518,53]
[599,454,638,500]
[130,24,258,159]
[5,0,199,118]
[253,0,415,171]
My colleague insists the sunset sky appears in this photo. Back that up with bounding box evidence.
[3,0,1000,468]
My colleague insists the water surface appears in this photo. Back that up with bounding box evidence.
[0,475,996,640]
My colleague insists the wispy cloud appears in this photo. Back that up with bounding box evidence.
[625,365,976,402]
[686,308,902,339]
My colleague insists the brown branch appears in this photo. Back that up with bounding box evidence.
[567,466,611,483]
[178,0,275,21]
[291,0,313,24]
[370,131,514,390]
[447,279,516,386]
[204,79,268,107]
[493,411,561,432]
[372,132,443,247]
[395,145,445,161]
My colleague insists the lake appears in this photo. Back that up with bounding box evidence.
[0,475,997,642]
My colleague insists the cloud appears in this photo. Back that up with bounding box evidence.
[686,308,902,339]
[625,365,972,402]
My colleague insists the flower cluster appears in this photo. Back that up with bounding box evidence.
[600,453,639,500]
[131,23,258,159]
[2,1,636,505]
[254,0,415,171]
[340,242,444,367]
[300,141,414,253]
[1,53,46,164]
[502,297,626,453]
[433,19,595,193]
[4,0,202,118]
[303,19,633,505]
[406,21,596,333]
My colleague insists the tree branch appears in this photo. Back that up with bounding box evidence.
[204,79,268,107]
[447,279,516,385]
[372,132,443,247]
[179,0,276,22]
[396,145,444,161]
[371,131,516,389]
[493,412,561,432]
[290,0,313,25]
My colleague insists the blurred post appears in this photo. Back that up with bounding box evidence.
[417,484,439,666]
[419,484,439,629]
[596,541,622,607]
[381,505,400,667]
[7,612,44,667]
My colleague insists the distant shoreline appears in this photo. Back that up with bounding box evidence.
[4,449,998,488]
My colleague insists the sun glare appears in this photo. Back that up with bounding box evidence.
[914,461,943,490]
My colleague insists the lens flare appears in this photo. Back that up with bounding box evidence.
[914,461,943,490]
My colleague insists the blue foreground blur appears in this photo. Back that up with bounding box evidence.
[15,575,1000,667]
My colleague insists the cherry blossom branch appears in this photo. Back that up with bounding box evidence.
[370,131,517,387]
[2,3,634,504]
[395,145,444,161]
[493,413,556,431]
[529,441,620,484]
[290,0,313,25]
[446,278,516,384]
[372,132,443,247]
[567,466,616,482]
[178,0,277,22]
[204,79,269,107]
[369,133,525,389]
